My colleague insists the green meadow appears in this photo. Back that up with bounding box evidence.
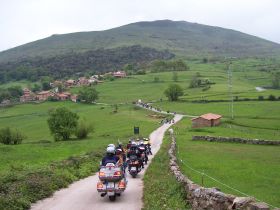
[0,57,279,209]
[172,118,280,207]
[0,102,159,175]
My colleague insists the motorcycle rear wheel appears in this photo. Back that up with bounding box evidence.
[109,195,116,201]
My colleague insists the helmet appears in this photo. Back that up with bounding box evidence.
[107,144,115,149]
[131,141,137,147]
[116,148,122,155]
[106,146,115,155]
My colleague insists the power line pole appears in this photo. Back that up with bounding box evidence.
[227,62,234,120]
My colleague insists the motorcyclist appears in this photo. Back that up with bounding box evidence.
[144,138,152,155]
[101,146,119,167]
[116,143,127,167]
[126,140,132,150]
[127,142,144,169]
[138,140,148,164]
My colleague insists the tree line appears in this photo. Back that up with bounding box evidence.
[0,45,174,83]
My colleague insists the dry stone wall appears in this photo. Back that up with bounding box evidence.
[168,132,272,210]
[192,136,280,146]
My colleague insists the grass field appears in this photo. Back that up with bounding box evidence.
[0,57,279,209]
[0,102,159,175]
[143,135,189,210]
[172,118,280,207]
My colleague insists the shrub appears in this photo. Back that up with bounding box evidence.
[75,120,93,139]
[268,94,276,101]
[164,84,184,101]
[47,107,79,141]
[153,76,160,83]
[0,127,25,145]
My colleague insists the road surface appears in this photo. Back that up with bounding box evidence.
[31,114,183,210]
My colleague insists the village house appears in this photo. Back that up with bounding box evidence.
[36,91,53,101]
[20,88,36,102]
[50,80,63,88]
[77,77,90,86]
[65,79,76,87]
[70,94,78,102]
[112,71,126,78]
[54,92,71,101]
[191,113,222,128]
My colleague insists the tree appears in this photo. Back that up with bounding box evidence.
[47,107,79,141]
[189,75,202,88]
[32,84,41,92]
[42,81,51,91]
[164,84,184,101]
[78,87,99,103]
[7,86,23,98]
[172,72,178,82]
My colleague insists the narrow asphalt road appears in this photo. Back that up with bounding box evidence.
[31,114,183,210]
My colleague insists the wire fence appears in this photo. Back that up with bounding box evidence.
[176,143,278,209]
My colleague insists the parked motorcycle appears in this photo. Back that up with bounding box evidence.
[97,163,126,201]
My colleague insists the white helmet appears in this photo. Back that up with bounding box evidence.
[107,144,115,149]
[106,146,115,154]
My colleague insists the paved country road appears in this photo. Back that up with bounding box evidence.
[31,114,183,210]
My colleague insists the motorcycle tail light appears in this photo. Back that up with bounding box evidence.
[97,182,103,189]
[118,181,126,189]
[99,171,105,177]
[114,171,122,177]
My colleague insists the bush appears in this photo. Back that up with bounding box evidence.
[47,107,79,141]
[0,127,25,145]
[268,94,276,101]
[164,84,184,101]
[75,121,93,139]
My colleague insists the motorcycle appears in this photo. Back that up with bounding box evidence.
[97,163,126,201]
[145,144,152,155]
[138,145,148,164]
[128,155,141,178]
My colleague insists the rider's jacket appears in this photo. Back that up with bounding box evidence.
[101,155,119,166]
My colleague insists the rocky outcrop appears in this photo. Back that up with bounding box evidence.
[192,136,280,145]
[168,131,272,210]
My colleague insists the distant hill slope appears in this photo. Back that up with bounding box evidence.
[1,19,280,63]
[0,45,174,80]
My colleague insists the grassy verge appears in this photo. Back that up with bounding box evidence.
[173,118,280,207]
[0,150,103,210]
[143,135,189,210]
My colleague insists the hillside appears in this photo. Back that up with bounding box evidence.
[1,20,280,63]
[0,45,174,80]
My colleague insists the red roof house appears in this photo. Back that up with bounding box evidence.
[20,88,36,102]
[191,113,222,128]
[112,71,126,78]
[36,91,52,101]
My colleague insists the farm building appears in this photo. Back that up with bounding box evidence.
[191,113,222,128]
[112,71,126,78]
[20,88,36,102]
[36,91,53,101]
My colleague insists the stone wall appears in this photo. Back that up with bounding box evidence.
[168,132,271,210]
[192,136,280,145]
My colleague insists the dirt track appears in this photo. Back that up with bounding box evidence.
[31,114,183,210]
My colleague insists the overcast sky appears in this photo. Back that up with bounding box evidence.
[1,0,280,52]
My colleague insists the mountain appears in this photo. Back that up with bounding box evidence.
[0,19,280,63]
[0,46,174,80]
